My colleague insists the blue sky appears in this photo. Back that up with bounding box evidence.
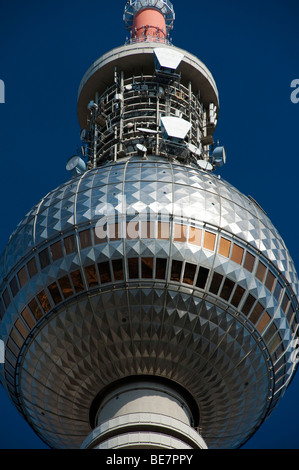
[0,0,299,449]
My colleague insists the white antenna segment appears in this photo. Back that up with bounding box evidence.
[154,48,184,72]
[161,116,191,141]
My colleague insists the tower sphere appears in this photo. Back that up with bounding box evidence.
[0,1,298,450]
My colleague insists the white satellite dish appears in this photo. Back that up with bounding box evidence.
[136,143,147,153]
[187,143,202,157]
[66,155,86,177]
[197,160,213,171]
[137,127,158,134]
[212,146,226,167]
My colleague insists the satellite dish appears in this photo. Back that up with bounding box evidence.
[137,127,158,134]
[187,143,202,157]
[80,129,90,142]
[66,155,86,177]
[212,146,226,167]
[197,160,213,171]
[136,143,147,154]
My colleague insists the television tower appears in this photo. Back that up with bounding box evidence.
[0,0,298,449]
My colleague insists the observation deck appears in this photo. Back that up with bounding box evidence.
[78,43,218,128]
[77,42,219,168]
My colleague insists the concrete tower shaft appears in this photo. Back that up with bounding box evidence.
[83,379,207,449]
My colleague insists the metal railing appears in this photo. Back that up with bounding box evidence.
[126,35,173,46]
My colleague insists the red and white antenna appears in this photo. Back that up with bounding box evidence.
[124,0,175,44]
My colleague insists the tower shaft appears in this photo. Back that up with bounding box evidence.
[82,379,207,449]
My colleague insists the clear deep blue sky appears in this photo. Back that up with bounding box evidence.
[0,0,299,449]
